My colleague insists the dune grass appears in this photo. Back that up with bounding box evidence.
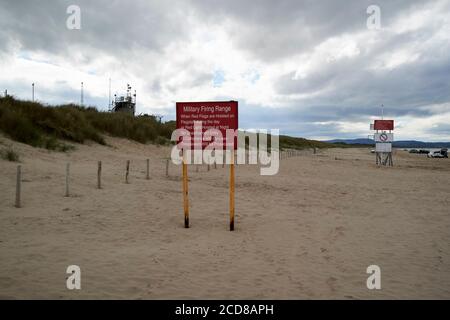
[0,96,174,150]
[0,147,20,162]
[0,96,346,152]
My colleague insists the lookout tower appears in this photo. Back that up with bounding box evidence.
[111,84,136,116]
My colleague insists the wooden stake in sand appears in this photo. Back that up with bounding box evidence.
[15,165,21,208]
[166,159,169,178]
[65,162,70,197]
[125,160,130,183]
[146,159,150,180]
[97,161,102,189]
[229,150,235,231]
[182,151,189,228]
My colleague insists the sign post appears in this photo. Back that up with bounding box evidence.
[229,149,235,231]
[371,120,394,167]
[176,101,238,230]
[182,150,189,228]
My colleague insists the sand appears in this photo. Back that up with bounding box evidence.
[1,135,449,299]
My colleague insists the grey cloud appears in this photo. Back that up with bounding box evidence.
[428,123,450,135]
[189,0,421,62]
[1,0,449,140]
[0,0,192,59]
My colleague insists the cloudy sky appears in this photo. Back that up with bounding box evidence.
[1,0,449,141]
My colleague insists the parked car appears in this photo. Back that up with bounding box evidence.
[427,149,449,158]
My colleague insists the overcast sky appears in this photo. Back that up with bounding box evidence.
[1,0,449,141]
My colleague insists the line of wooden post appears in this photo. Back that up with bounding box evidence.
[14,158,163,208]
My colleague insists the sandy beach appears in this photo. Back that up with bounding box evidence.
[1,135,449,299]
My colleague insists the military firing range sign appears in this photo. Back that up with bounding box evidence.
[176,101,238,149]
[175,101,239,231]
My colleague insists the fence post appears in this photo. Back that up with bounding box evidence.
[126,160,130,183]
[146,159,150,180]
[65,163,70,197]
[166,159,169,178]
[97,161,102,189]
[15,165,21,208]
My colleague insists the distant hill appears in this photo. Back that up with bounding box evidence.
[327,138,374,145]
[326,138,450,148]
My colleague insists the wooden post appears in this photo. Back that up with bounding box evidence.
[126,160,130,183]
[196,164,199,172]
[166,159,169,177]
[182,152,189,228]
[65,162,70,197]
[97,161,102,189]
[15,165,21,208]
[207,164,210,171]
[230,149,235,231]
[214,162,217,169]
[146,159,150,180]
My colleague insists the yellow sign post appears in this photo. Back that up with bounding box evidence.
[182,151,189,228]
[229,149,235,231]
[176,101,238,230]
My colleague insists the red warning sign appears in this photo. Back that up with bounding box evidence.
[176,101,238,150]
[374,120,394,131]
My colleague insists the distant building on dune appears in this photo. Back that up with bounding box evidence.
[111,84,136,116]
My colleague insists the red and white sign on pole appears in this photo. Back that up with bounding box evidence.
[175,101,239,231]
[374,120,394,131]
[374,132,394,143]
[176,101,238,150]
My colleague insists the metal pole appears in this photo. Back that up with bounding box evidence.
[81,82,84,106]
[108,78,111,111]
